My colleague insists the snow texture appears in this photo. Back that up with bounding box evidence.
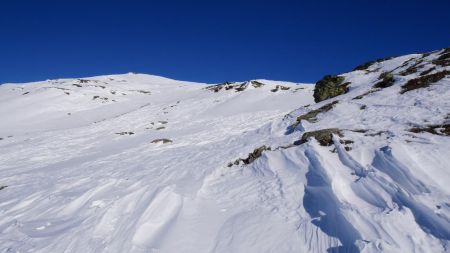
[0,48,449,252]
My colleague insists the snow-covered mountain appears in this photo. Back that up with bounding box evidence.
[0,47,449,253]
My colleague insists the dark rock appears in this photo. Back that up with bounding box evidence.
[241,145,271,165]
[294,128,342,146]
[400,70,450,94]
[313,75,349,102]
[250,80,265,88]
[409,124,450,136]
[151,138,172,144]
[234,82,249,92]
[296,101,338,124]
[352,57,394,71]
[0,185,7,191]
[373,72,395,89]
[420,67,436,76]
[116,132,134,135]
[432,48,450,67]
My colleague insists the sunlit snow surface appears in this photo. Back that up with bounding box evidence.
[0,49,449,252]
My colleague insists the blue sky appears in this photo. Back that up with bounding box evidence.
[1,0,449,84]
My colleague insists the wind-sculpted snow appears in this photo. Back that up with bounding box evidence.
[0,48,449,253]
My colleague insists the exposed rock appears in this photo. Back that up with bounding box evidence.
[230,145,271,166]
[0,185,7,191]
[156,126,165,130]
[352,89,379,100]
[373,72,395,89]
[205,82,230,92]
[432,48,450,67]
[400,70,450,94]
[133,90,151,94]
[352,57,394,71]
[72,84,82,87]
[295,101,338,124]
[409,124,450,136]
[116,132,134,135]
[250,80,265,88]
[151,138,172,144]
[271,85,290,92]
[78,79,90,83]
[399,60,424,76]
[313,75,349,102]
[420,67,436,76]
[294,128,342,146]
[234,82,249,92]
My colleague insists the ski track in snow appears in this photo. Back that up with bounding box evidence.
[0,48,449,253]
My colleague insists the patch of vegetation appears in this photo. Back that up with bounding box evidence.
[151,138,172,144]
[409,124,450,136]
[352,57,394,71]
[313,75,349,102]
[400,70,450,94]
[294,128,342,146]
[228,145,271,167]
[373,72,395,89]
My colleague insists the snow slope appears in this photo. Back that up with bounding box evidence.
[0,48,449,253]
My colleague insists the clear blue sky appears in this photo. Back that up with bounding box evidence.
[1,0,449,84]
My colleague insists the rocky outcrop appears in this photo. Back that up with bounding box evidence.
[151,138,172,144]
[313,75,349,102]
[373,72,395,89]
[293,101,338,127]
[294,128,342,146]
[352,57,394,71]
[432,48,450,67]
[116,132,134,135]
[400,70,450,94]
[228,145,271,166]
[409,124,450,136]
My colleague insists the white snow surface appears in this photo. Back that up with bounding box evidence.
[0,49,449,253]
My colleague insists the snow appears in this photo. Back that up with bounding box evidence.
[0,48,449,252]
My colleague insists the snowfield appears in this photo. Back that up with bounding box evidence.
[0,48,449,252]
